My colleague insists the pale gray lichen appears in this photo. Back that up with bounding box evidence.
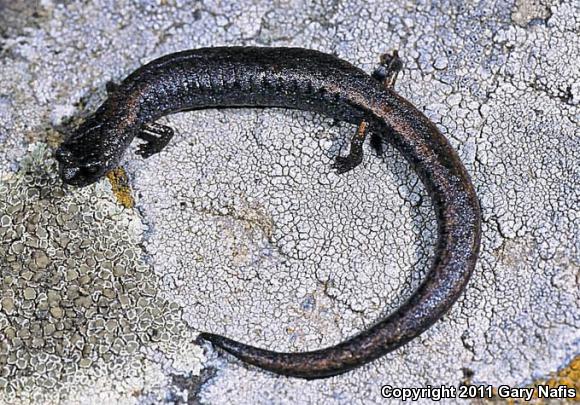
[0,0,578,403]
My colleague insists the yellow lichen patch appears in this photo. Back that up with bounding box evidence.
[527,355,580,402]
[106,167,135,208]
[479,356,580,404]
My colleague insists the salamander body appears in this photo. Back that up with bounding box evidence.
[56,47,481,379]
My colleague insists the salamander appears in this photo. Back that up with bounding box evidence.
[55,47,481,379]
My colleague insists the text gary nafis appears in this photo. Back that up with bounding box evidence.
[380,384,576,401]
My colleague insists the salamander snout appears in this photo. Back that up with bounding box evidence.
[55,145,106,187]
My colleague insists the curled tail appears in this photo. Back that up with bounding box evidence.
[196,106,481,379]
[196,53,481,379]
[197,197,481,380]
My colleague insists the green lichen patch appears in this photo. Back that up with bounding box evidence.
[0,144,204,404]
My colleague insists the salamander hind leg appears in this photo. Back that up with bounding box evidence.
[135,122,175,159]
[371,50,403,89]
[370,132,384,156]
[369,122,399,157]
[331,120,369,174]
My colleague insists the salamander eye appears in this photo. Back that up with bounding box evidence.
[81,161,101,176]
[84,165,99,174]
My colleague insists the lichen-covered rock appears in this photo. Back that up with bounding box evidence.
[0,144,203,403]
[0,0,578,403]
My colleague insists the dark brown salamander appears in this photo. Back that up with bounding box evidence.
[55,47,481,379]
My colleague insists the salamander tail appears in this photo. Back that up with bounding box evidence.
[196,332,355,379]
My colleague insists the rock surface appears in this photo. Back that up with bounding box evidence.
[0,0,578,403]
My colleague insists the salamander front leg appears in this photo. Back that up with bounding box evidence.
[135,122,175,158]
[106,81,119,95]
[331,120,369,174]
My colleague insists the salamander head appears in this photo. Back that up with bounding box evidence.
[55,117,121,187]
